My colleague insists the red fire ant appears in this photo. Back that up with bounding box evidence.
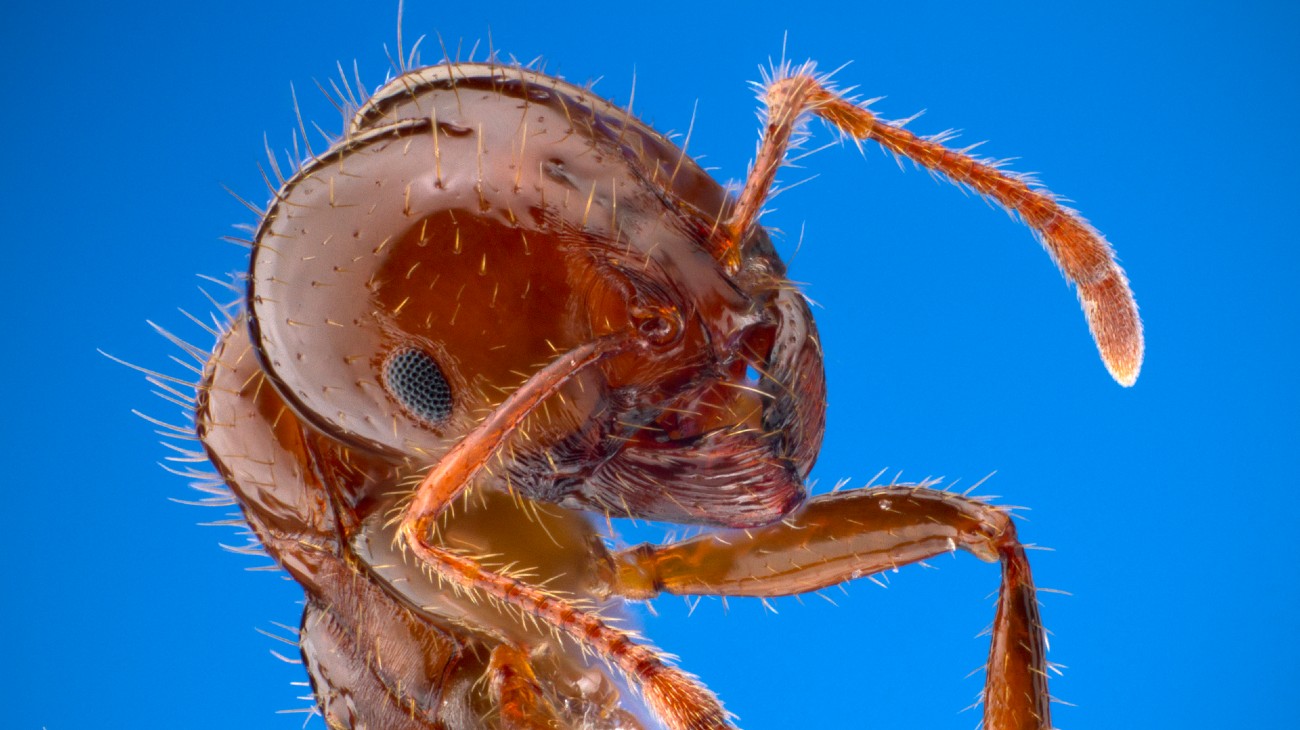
[188,48,1141,730]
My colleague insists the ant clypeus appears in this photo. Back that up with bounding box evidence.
[175,41,1142,730]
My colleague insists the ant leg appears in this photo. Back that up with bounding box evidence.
[396,336,733,730]
[607,486,1051,730]
[488,644,567,730]
[725,68,1142,386]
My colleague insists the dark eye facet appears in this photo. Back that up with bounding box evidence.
[384,348,453,425]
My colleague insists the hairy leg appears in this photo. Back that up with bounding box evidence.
[607,486,1051,730]
[395,337,733,730]
[488,645,567,730]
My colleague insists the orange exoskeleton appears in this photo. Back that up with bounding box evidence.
[180,50,1141,730]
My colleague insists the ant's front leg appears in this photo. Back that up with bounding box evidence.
[396,336,734,730]
[606,486,1051,730]
[487,644,568,730]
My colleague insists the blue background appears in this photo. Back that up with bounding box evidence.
[6,2,1296,728]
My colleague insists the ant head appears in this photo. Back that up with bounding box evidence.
[246,64,824,493]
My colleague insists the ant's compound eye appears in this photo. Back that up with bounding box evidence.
[383,348,453,426]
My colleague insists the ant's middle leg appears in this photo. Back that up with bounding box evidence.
[605,485,1052,730]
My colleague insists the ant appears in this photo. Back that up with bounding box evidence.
[183,43,1141,730]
